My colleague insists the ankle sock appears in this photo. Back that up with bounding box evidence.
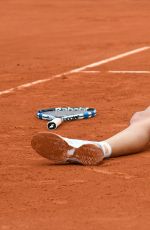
[96,141,112,158]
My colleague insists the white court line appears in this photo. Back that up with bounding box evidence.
[86,168,134,179]
[81,70,150,74]
[0,46,149,96]
[69,46,150,73]
[108,70,150,74]
[80,70,100,73]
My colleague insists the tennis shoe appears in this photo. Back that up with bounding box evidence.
[31,132,104,165]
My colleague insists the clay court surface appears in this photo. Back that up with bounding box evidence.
[0,0,150,229]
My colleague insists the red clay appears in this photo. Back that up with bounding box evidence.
[0,1,150,229]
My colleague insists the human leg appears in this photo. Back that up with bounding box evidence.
[106,118,150,158]
[130,106,150,124]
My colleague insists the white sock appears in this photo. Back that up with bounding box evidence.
[62,137,112,158]
[96,141,112,158]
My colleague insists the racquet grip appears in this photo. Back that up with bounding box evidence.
[47,118,63,129]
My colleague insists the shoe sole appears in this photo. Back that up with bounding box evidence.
[31,132,104,165]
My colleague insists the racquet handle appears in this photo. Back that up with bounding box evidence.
[47,118,63,129]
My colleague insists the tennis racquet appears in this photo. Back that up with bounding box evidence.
[36,107,96,129]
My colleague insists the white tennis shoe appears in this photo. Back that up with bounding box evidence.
[31,132,104,165]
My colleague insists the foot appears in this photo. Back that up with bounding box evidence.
[31,132,104,165]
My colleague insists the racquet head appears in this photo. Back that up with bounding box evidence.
[36,107,96,129]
